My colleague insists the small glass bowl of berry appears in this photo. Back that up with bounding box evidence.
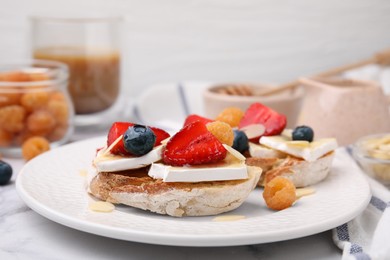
[0,60,74,158]
[352,133,390,187]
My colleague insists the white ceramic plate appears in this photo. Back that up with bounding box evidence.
[16,137,370,247]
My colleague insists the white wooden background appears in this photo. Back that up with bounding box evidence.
[1,0,390,98]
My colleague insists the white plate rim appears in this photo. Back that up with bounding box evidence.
[16,136,371,247]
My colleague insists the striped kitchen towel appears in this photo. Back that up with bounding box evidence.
[333,176,390,260]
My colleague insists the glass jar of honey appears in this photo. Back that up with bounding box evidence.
[0,60,74,157]
[30,15,123,129]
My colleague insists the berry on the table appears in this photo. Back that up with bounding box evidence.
[163,121,227,166]
[0,160,12,185]
[22,136,50,161]
[215,107,244,127]
[123,125,156,156]
[232,129,249,153]
[292,125,314,142]
[206,121,234,146]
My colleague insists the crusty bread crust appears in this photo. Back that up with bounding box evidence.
[247,152,334,188]
[89,166,261,217]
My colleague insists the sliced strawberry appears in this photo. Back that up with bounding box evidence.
[150,126,171,145]
[238,103,286,142]
[107,122,170,155]
[107,122,133,155]
[163,121,227,166]
[183,114,213,127]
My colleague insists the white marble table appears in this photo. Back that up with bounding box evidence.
[0,131,342,260]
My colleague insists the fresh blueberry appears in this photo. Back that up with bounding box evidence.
[0,160,13,185]
[232,130,249,153]
[123,125,156,156]
[292,125,314,142]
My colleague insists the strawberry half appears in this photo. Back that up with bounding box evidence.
[238,103,286,142]
[163,121,227,166]
[183,114,213,127]
[107,122,170,155]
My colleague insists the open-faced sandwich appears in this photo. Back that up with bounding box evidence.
[238,103,338,188]
[89,121,262,217]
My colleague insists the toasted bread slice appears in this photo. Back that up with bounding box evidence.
[247,152,334,188]
[89,166,262,217]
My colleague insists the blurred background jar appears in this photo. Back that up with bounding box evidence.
[30,15,123,128]
[0,60,74,157]
[298,76,390,146]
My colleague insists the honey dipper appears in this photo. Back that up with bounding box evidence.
[216,48,390,97]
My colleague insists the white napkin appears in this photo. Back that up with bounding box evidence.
[333,161,390,260]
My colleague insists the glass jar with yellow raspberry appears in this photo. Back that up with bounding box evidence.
[0,60,74,158]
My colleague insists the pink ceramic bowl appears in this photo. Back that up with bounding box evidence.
[202,83,305,128]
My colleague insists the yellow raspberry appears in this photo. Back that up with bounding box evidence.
[26,110,56,135]
[263,176,297,211]
[22,136,50,161]
[20,92,50,112]
[0,105,26,133]
[215,107,244,127]
[206,121,234,146]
